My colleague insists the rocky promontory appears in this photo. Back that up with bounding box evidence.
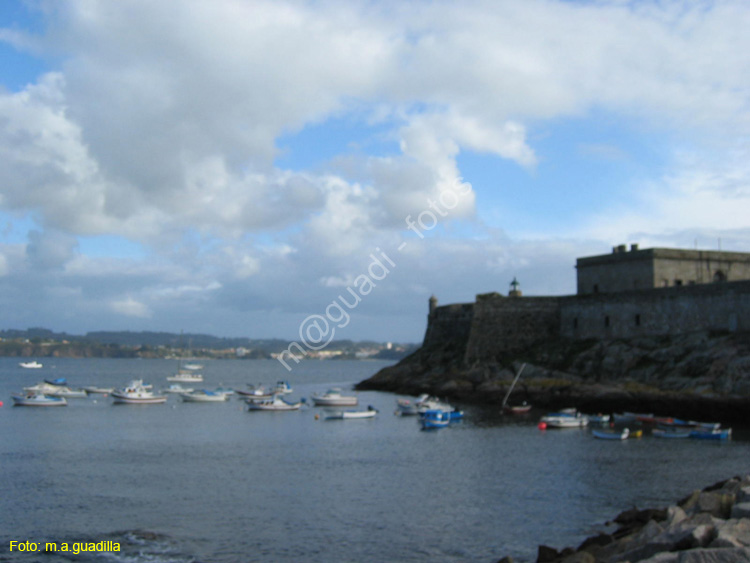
[515,474,750,563]
[356,330,750,423]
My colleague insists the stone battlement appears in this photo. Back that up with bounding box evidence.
[423,250,750,364]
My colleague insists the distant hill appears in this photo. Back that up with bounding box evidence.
[0,328,417,360]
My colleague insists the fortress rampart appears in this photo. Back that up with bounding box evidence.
[423,281,750,365]
[560,279,750,340]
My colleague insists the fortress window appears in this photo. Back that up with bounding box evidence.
[573,317,578,329]
[593,284,599,293]
[714,270,726,283]
[674,279,683,286]
[604,315,610,327]
[635,314,641,326]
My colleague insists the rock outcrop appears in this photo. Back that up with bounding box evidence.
[356,330,750,423]
[515,475,750,563]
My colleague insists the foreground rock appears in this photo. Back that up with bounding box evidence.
[356,330,750,423]
[509,475,750,563]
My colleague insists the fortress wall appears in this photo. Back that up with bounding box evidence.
[423,303,474,350]
[561,280,750,340]
[464,295,563,363]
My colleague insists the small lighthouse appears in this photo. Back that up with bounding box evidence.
[508,277,522,297]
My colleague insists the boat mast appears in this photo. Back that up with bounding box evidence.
[501,363,526,408]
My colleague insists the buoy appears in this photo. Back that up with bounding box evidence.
[314,414,319,420]
[0,400,4,407]
[538,421,547,430]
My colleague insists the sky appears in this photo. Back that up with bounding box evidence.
[1,0,749,345]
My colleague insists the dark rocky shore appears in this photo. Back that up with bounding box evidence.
[501,474,750,563]
[355,330,750,424]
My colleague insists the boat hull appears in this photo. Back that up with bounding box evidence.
[325,408,378,419]
[12,395,67,407]
[689,429,732,440]
[653,429,691,439]
[111,392,167,404]
[180,392,229,403]
[592,428,629,440]
[311,396,358,407]
[541,414,589,428]
[247,402,301,411]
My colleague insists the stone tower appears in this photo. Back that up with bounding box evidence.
[429,295,438,315]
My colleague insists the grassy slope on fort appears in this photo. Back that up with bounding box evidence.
[356,329,750,423]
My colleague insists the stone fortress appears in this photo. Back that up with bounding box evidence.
[425,244,750,363]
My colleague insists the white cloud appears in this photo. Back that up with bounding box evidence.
[110,296,152,319]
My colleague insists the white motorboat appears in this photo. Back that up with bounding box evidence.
[12,392,67,406]
[180,390,230,403]
[111,380,167,404]
[325,406,378,420]
[167,369,204,383]
[540,411,589,428]
[83,385,115,395]
[311,388,358,407]
[247,394,302,411]
[183,363,203,370]
[395,394,430,416]
[19,361,43,369]
[236,385,274,401]
[416,396,455,414]
[164,383,195,394]
[23,382,87,398]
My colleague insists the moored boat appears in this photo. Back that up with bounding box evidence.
[12,392,67,407]
[311,388,358,407]
[325,406,378,420]
[503,402,532,414]
[689,427,732,441]
[540,411,589,428]
[83,385,115,395]
[395,394,430,416]
[592,427,630,440]
[247,394,302,411]
[167,369,204,383]
[19,361,43,369]
[180,390,230,403]
[235,385,274,401]
[500,364,531,414]
[164,383,195,394]
[111,380,167,404]
[24,382,87,398]
[420,409,451,430]
[653,428,691,439]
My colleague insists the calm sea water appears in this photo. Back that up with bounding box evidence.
[1,357,749,563]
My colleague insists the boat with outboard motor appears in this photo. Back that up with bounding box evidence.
[12,392,67,406]
[592,427,630,440]
[180,389,230,403]
[420,409,451,429]
[23,381,87,398]
[111,380,167,404]
[246,394,302,411]
[311,388,358,407]
[324,406,378,420]
[539,410,589,428]
[19,361,43,369]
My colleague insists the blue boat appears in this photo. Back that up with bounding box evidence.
[689,428,732,441]
[420,410,451,430]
